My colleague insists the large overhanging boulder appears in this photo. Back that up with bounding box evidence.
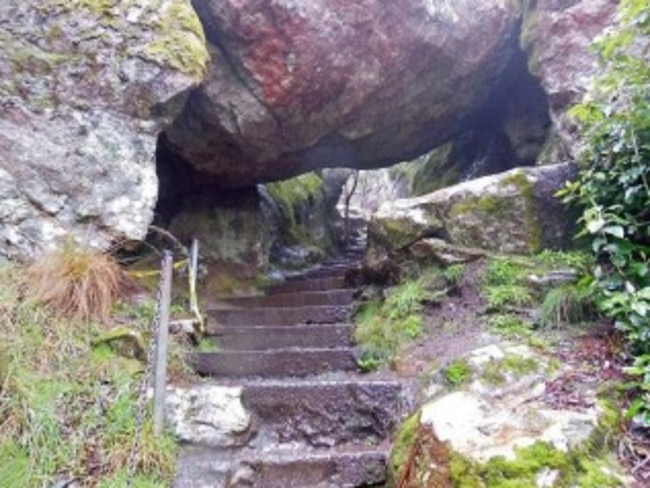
[0,0,208,259]
[162,0,522,186]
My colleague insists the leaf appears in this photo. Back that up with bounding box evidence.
[586,217,606,234]
[603,225,626,238]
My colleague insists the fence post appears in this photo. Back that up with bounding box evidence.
[152,251,173,437]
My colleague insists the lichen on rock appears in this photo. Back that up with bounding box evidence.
[0,0,208,259]
[364,164,577,279]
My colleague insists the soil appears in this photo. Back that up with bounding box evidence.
[391,260,498,378]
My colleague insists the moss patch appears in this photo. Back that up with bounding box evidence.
[481,354,540,386]
[445,359,473,387]
[499,171,543,254]
[143,1,209,79]
[448,441,623,488]
[389,411,422,482]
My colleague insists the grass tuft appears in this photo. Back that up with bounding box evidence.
[26,242,129,323]
[540,282,596,328]
[0,259,180,487]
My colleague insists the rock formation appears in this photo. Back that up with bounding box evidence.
[521,0,619,160]
[364,164,577,279]
[162,0,523,185]
[0,0,207,259]
[0,0,624,260]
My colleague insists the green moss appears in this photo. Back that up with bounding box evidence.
[481,354,539,386]
[445,359,473,387]
[142,1,209,79]
[449,441,623,488]
[267,173,324,225]
[450,451,483,488]
[499,171,543,254]
[266,173,328,248]
[79,0,120,17]
[389,412,421,482]
[449,194,512,219]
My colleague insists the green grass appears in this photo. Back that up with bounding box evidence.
[354,277,440,370]
[0,262,181,487]
[488,314,534,339]
[540,282,596,328]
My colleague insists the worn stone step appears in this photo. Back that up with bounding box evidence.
[208,324,353,350]
[208,305,351,326]
[242,380,402,448]
[175,443,389,488]
[221,289,355,308]
[265,276,348,294]
[192,348,358,378]
[284,266,350,282]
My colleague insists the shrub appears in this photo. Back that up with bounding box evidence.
[559,0,650,421]
[26,242,129,323]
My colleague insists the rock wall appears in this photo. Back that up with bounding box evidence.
[0,0,207,259]
[521,0,620,161]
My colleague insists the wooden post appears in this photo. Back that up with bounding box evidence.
[152,251,173,437]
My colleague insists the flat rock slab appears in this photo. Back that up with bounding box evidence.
[175,443,389,488]
[243,380,402,447]
[192,348,358,378]
[421,343,598,463]
[208,305,351,326]
[220,289,355,308]
[208,324,353,350]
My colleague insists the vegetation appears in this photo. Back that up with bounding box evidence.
[480,354,539,386]
[0,255,185,486]
[560,0,650,423]
[389,412,421,483]
[540,282,596,328]
[355,270,446,370]
[488,314,534,340]
[25,242,130,323]
[444,359,472,387]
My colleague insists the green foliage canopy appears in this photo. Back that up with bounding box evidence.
[561,0,650,422]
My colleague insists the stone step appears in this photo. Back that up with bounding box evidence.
[208,324,353,350]
[192,348,358,378]
[265,276,348,294]
[284,266,350,282]
[175,443,389,488]
[242,380,402,448]
[208,305,351,327]
[220,289,355,308]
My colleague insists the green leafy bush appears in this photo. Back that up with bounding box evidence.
[559,0,650,422]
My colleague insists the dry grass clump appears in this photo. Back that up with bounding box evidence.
[26,242,129,323]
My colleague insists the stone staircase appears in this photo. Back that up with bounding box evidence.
[175,248,404,488]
